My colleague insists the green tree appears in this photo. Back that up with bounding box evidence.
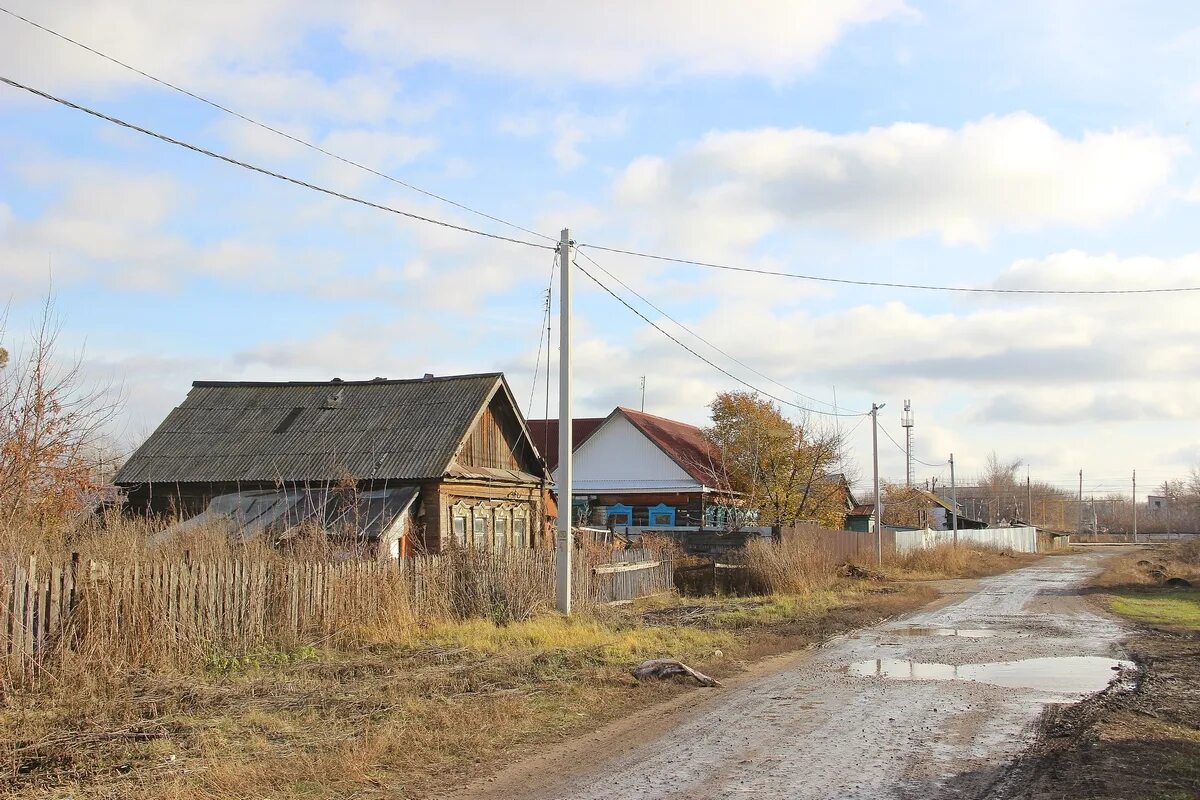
[704,391,849,528]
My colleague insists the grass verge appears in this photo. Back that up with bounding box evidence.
[1107,589,1200,630]
[879,543,1040,581]
[1,581,928,800]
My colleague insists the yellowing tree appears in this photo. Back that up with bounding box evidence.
[880,482,931,528]
[705,391,849,528]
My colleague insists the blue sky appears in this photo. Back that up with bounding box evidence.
[2,1,1200,496]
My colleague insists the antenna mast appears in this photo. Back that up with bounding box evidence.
[901,399,915,487]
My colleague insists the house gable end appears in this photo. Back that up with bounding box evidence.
[451,379,544,477]
[564,413,697,486]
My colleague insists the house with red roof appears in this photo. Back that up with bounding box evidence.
[529,407,740,529]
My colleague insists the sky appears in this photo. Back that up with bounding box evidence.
[1,0,1199,498]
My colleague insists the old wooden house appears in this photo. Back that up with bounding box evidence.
[115,373,553,556]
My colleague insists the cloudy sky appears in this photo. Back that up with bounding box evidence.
[2,1,1199,496]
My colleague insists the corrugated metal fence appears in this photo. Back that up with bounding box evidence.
[892,526,1039,553]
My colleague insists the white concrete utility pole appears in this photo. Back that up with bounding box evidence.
[556,228,573,615]
[950,453,958,546]
[1132,470,1138,544]
[1078,469,1084,536]
[871,403,885,565]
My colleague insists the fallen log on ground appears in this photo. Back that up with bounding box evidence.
[632,659,722,687]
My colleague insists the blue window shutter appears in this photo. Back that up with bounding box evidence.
[648,503,675,527]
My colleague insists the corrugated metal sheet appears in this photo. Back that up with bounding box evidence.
[893,526,1039,554]
[157,486,419,544]
[115,374,503,484]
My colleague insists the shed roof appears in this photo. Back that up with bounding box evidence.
[115,373,529,485]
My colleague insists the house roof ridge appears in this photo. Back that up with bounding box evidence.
[192,372,502,388]
[616,406,703,430]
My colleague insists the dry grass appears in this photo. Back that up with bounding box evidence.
[1094,540,1200,590]
[879,542,1035,581]
[0,515,1032,799]
[0,580,943,800]
[0,600,737,799]
[742,533,838,595]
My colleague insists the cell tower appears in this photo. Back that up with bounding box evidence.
[901,399,914,487]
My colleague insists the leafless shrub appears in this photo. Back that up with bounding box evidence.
[0,294,121,547]
[742,533,837,595]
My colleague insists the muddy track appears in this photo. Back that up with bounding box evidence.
[457,551,1130,800]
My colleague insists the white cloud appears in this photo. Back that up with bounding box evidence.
[613,113,1185,248]
[0,0,905,111]
[502,109,629,171]
[341,1,911,82]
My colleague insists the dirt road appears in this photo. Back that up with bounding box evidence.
[462,551,1130,800]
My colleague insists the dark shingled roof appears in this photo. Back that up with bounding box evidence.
[115,373,512,485]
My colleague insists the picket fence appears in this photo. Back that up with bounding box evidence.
[0,547,672,687]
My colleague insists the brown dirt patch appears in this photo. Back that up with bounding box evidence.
[1002,626,1200,799]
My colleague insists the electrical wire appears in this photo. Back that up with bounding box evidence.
[572,257,866,418]
[0,76,553,251]
[840,413,869,440]
[0,5,557,245]
[527,251,557,417]
[575,249,846,412]
[7,6,1192,296]
[877,421,948,467]
[578,243,1200,296]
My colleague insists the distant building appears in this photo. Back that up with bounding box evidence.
[845,503,877,533]
[115,373,554,556]
[1148,495,1168,510]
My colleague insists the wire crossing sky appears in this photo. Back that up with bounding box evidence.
[2,1,1199,486]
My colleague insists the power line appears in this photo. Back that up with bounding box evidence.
[0,75,553,251]
[878,421,947,467]
[526,251,557,417]
[572,257,865,418]
[6,6,1192,297]
[578,243,1200,296]
[575,249,847,412]
[0,5,557,245]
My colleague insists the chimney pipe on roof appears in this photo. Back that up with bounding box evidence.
[423,373,435,380]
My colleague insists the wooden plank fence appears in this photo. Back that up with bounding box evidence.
[779,524,896,562]
[586,548,673,604]
[0,547,672,688]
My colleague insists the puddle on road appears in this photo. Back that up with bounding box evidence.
[890,627,997,638]
[848,656,1134,694]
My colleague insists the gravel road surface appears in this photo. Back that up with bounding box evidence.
[463,551,1129,800]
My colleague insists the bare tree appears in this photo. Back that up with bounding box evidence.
[979,451,1022,524]
[0,294,122,538]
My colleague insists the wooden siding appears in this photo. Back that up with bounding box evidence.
[458,396,539,473]
[428,480,548,553]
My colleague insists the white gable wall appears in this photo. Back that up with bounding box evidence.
[552,413,698,489]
